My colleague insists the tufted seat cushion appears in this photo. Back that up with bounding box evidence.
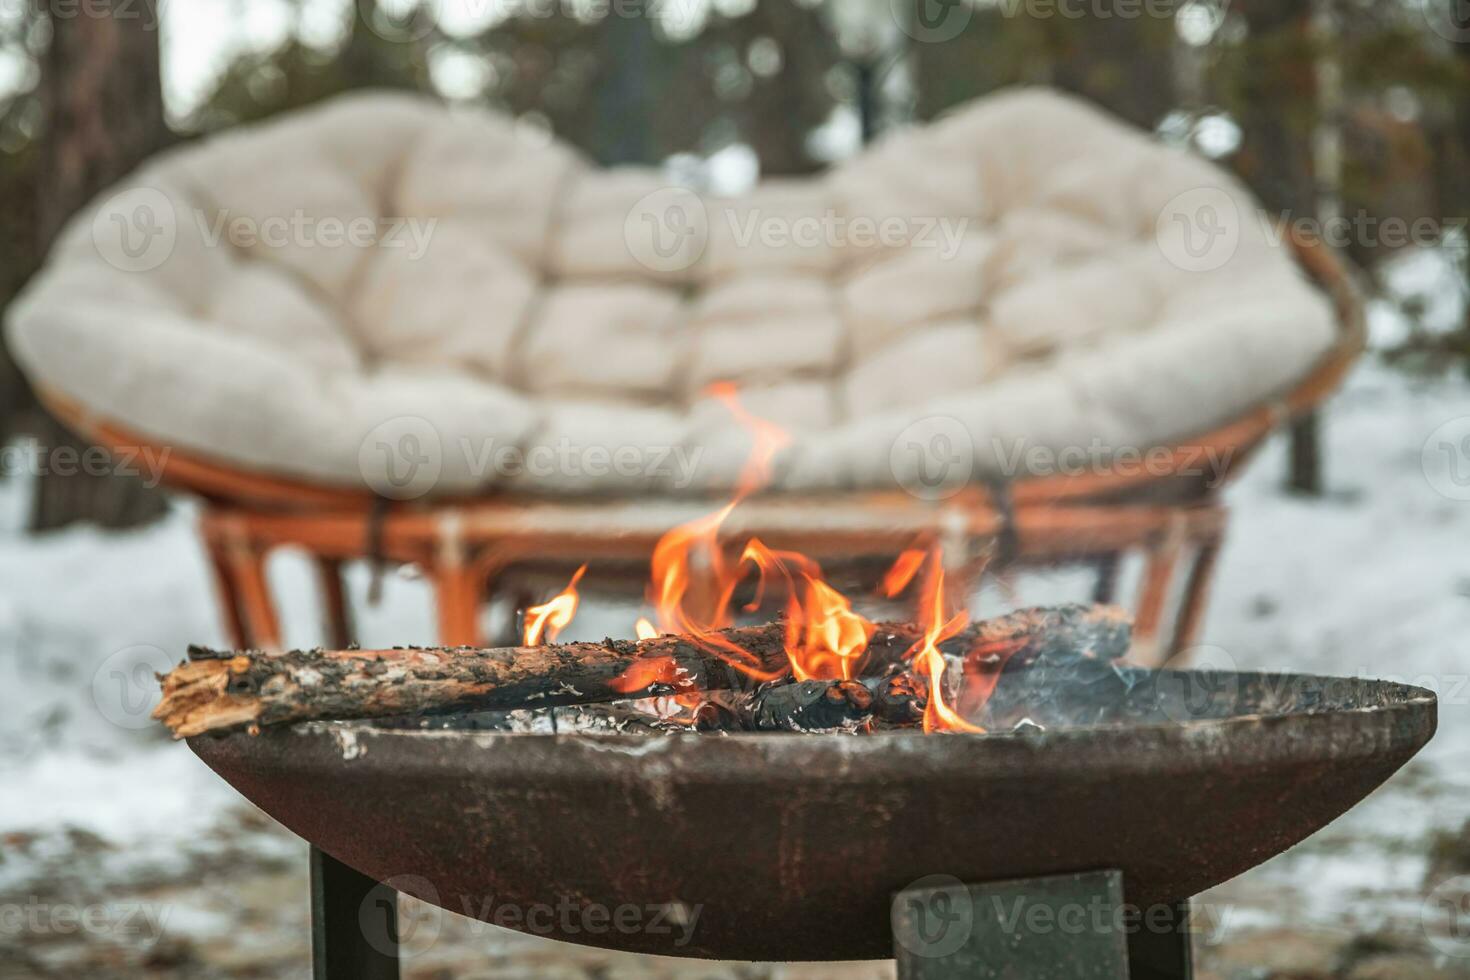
[5,88,1339,499]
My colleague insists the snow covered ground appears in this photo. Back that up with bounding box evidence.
[2,352,1469,976]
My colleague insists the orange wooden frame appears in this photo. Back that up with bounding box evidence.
[45,228,1363,666]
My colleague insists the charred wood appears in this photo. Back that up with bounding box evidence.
[155,604,1130,738]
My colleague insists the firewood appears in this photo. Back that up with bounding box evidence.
[748,679,874,732]
[154,604,1130,738]
[866,672,927,727]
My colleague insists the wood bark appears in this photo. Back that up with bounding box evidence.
[30,0,169,530]
[156,605,1130,738]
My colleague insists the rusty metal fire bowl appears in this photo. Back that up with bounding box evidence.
[189,670,1435,962]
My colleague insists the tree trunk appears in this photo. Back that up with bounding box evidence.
[1456,20,1470,341]
[1224,0,1324,494]
[590,12,656,165]
[1044,1,1177,131]
[30,0,169,531]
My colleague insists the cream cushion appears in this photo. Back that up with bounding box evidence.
[5,88,1338,498]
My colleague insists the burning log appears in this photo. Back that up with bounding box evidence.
[866,672,927,727]
[692,680,877,733]
[749,679,874,732]
[154,604,1131,738]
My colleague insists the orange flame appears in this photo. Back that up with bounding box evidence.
[739,539,874,681]
[880,548,927,598]
[523,564,586,646]
[608,386,997,733]
[906,550,985,734]
[635,383,793,683]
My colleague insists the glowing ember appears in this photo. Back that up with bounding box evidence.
[606,656,691,695]
[523,564,586,646]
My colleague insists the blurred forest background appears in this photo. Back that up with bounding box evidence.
[0,0,1466,529]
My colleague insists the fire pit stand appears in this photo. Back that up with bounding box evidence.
[308,855,1193,979]
[894,872,1192,979]
[310,847,399,980]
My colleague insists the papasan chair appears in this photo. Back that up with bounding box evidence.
[5,88,1361,660]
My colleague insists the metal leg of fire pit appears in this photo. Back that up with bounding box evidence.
[893,871,1192,979]
[1125,900,1195,980]
[310,846,400,980]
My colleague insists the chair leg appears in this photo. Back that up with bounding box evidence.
[1132,537,1182,669]
[1165,543,1221,664]
[1093,552,1121,605]
[315,557,356,649]
[433,564,483,647]
[229,539,282,651]
[201,521,248,650]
